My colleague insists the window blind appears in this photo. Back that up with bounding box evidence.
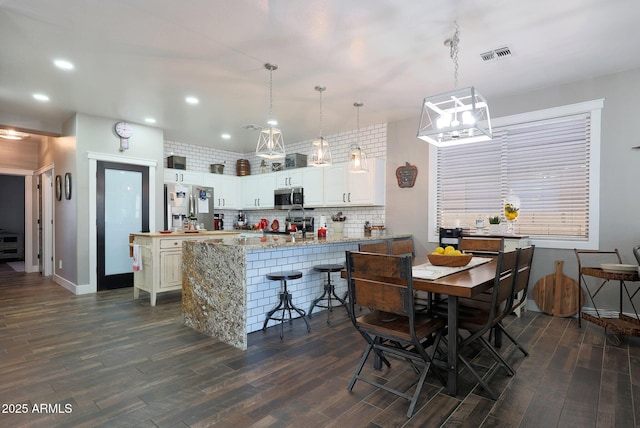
[436,113,591,241]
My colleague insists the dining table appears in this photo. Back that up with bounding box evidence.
[343,255,498,396]
[411,257,497,396]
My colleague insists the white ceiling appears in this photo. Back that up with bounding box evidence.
[1,0,639,152]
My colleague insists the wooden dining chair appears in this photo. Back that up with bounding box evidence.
[389,237,415,258]
[358,240,390,254]
[496,245,535,356]
[453,249,519,400]
[459,237,504,255]
[345,251,446,418]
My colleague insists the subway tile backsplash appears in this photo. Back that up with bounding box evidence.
[164,123,386,176]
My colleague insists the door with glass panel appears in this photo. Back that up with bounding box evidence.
[97,162,149,290]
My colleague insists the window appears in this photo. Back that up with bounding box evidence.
[428,100,603,249]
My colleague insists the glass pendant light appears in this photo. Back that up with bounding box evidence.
[348,102,369,173]
[309,85,332,167]
[417,22,492,147]
[256,63,286,159]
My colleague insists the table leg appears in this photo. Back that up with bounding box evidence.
[447,296,458,396]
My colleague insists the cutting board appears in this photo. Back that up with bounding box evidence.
[533,260,584,317]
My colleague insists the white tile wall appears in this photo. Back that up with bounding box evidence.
[245,242,361,333]
[165,123,386,177]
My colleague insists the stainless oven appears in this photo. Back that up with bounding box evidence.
[274,187,304,209]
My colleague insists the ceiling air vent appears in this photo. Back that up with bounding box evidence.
[480,46,513,62]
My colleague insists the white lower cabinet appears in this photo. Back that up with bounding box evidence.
[159,250,182,288]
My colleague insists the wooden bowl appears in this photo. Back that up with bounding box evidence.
[427,253,473,267]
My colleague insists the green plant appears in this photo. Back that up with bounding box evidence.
[488,216,501,224]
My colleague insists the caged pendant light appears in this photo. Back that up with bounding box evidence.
[309,85,332,167]
[348,102,369,173]
[256,63,286,159]
[417,22,492,147]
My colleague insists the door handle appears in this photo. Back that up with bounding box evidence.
[343,193,346,203]
[180,173,184,182]
[348,192,351,203]
[175,173,178,182]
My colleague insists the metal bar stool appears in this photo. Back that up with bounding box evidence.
[262,271,311,339]
[308,264,347,324]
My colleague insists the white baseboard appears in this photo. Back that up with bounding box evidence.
[54,274,95,295]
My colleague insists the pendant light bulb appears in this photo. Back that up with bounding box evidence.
[417,22,492,146]
[256,63,286,159]
[348,102,369,173]
[309,85,332,167]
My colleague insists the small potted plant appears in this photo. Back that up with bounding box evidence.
[488,215,501,235]
[331,211,346,235]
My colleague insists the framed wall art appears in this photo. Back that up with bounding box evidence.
[55,175,62,201]
[64,172,72,200]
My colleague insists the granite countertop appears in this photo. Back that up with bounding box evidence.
[196,233,411,250]
[130,230,241,238]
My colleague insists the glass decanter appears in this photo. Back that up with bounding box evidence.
[503,190,520,234]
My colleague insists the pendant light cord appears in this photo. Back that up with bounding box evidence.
[315,85,326,138]
[450,22,460,89]
[354,101,363,147]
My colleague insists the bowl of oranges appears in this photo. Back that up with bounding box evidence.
[427,246,473,267]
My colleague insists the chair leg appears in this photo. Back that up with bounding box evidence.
[407,359,431,418]
[348,342,374,391]
[497,323,529,356]
[459,354,499,400]
[478,336,515,376]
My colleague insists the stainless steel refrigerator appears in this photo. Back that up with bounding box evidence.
[164,184,215,230]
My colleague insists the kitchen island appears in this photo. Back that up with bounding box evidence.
[131,230,240,305]
[182,233,409,349]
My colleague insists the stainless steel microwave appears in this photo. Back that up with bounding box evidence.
[274,187,304,209]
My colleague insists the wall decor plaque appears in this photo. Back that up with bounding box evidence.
[395,162,418,188]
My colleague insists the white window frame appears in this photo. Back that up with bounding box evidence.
[428,99,603,250]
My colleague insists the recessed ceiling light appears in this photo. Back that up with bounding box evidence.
[145,118,157,124]
[0,129,29,140]
[221,133,231,139]
[33,93,49,102]
[53,59,74,70]
[185,96,199,105]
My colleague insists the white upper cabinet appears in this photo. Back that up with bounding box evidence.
[241,173,277,209]
[301,167,324,207]
[322,159,385,207]
[275,168,303,188]
[163,168,203,185]
[202,174,240,210]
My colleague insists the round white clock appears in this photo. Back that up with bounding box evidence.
[114,121,133,139]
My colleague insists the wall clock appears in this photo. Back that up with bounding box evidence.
[114,121,133,151]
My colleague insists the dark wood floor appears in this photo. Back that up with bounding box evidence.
[1,271,638,427]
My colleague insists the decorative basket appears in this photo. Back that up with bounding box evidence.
[427,253,472,267]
